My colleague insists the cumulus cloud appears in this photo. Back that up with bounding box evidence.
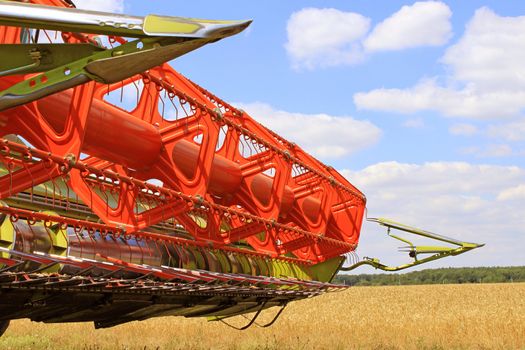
[442,7,525,92]
[342,161,525,267]
[364,1,452,52]
[285,8,370,69]
[74,0,124,13]
[354,8,525,123]
[285,2,453,69]
[497,184,525,201]
[479,144,513,157]
[460,144,514,158]
[354,78,525,119]
[488,120,525,141]
[234,102,381,159]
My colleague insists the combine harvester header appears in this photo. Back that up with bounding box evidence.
[0,0,482,331]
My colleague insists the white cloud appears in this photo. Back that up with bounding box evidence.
[342,161,525,267]
[480,144,512,158]
[364,1,452,52]
[285,8,370,69]
[488,120,525,141]
[285,2,453,69]
[234,102,381,159]
[442,7,525,92]
[354,78,525,119]
[354,8,525,122]
[74,0,124,13]
[460,144,514,158]
[498,184,525,201]
[480,144,513,157]
[449,123,478,136]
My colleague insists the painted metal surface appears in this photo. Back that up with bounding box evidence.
[341,218,483,272]
[0,0,481,330]
[0,1,250,38]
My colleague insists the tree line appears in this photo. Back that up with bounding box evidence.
[334,266,525,286]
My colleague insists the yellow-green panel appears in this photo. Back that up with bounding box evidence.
[143,15,201,35]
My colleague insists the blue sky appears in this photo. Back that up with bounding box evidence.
[79,1,525,271]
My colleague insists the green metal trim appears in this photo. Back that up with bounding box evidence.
[214,250,232,273]
[0,37,204,111]
[371,217,466,246]
[340,218,484,272]
[0,201,14,260]
[303,256,345,283]
[40,211,68,255]
[0,44,104,75]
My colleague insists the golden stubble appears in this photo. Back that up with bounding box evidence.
[1,283,524,350]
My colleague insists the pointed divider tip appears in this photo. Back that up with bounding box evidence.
[143,15,252,39]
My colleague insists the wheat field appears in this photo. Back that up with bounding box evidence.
[0,283,523,350]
